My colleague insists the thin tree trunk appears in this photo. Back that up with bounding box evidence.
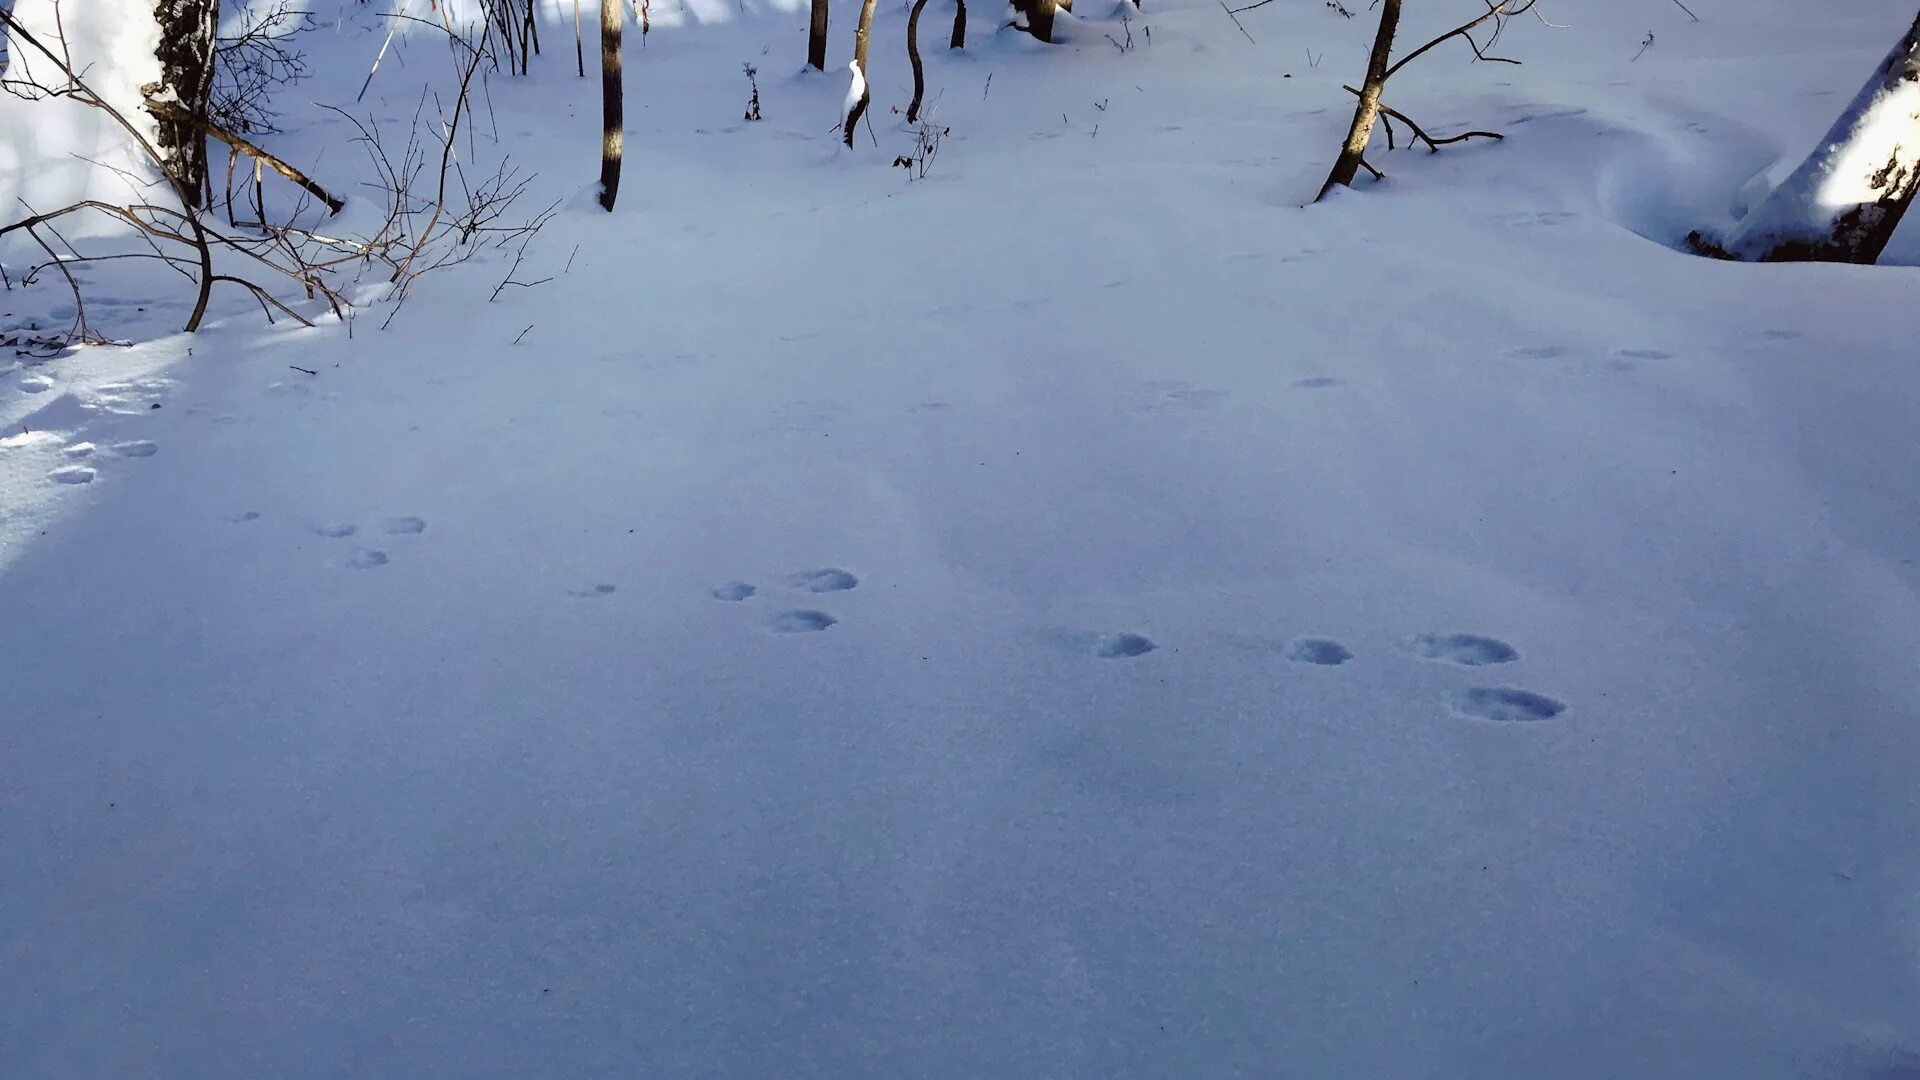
[151,0,221,207]
[809,0,829,70]
[843,0,876,147]
[950,0,966,49]
[599,0,623,210]
[853,0,875,76]
[907,0,930,122]
[1028,0,1057,44]
[1695,9,1920,264]
[574,0,586,77]
[1316,0,1399,201]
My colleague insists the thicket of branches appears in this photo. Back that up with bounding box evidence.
[0,1,556,350]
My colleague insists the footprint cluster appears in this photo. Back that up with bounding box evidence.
[45,439,160,487]
[307,514,428,569]
[709,567,857,634]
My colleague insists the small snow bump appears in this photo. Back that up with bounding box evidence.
[49,466,95,485]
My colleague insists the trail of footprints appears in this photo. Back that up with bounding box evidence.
[707,567,859,633]
[1062,625,1563,723]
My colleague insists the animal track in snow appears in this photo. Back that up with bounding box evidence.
[313,523,358,538]
[1292,376,1344,389]
[769,610,836,633]
[710,581,756,601]
[229,511,261,523]
[1491,209,1578,228]
[1503,345,1567,361]
[1133,380,1225,415]
[19,375,53,393]
[49,466,94,485]
[1614,348,1673,361]
[345,548,389,569]
[382,516,427,535]
[569,584,617,598]
[1451,686,1565,722]
[1285,638,1353,665]
[1407,633,1518,666]
[789,568,858,593]
[111,440,158,458]
[63,442,95,458]
[1095,633,1156,659]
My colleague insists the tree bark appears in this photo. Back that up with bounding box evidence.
[1316,0,1399,201]
[150,0,221,207]
[809,0,830,70]
[950,0,966,49]
[907,0,930,123]
[1028,0,1057,44]
[599,0,623,210]
[1693,9,1920,264]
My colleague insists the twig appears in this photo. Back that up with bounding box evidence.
[289,364,318,375]
[1668,0,1698,21]
[1221,0,1257,44]
[513,323,534,344]
[1341,85,1505,150]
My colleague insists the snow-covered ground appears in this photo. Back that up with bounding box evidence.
[4,2,1919,1076]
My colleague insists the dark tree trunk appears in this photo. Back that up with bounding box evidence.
[907,0,930,122]
[1317,0,1399,201]
[599,0,623,210]
[809,0,830,70]
[1692,9,1920,265]
[1028,0,1057,44]
[150,0,221,207]
[950,0,966,49]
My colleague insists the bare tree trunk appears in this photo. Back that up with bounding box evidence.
[842,0,876,147]
[1028,0,1057,44]
[599,0,623,210]
[150,0,221,207]
[1693,9,1920,264]
[950,0,966,49]
[1317,0,1398,201]
[907,0,930,123]
[574,0,586,77]
[809,0,829,70]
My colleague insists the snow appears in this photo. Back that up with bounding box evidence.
[4,1,1920,1076]
[0,0,164,230]
[844,55,866,113]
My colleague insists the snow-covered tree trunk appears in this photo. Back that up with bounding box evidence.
[841,0,874,148]
[1700,10,1920,264]
[149,0,220,206]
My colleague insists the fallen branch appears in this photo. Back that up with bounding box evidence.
[147,97,344,214]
